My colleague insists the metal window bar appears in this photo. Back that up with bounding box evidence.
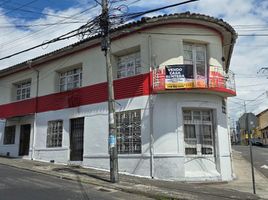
[116,109,141,154]
[183,110,214,155]
[3,126,16,144]
[47,120,63,147]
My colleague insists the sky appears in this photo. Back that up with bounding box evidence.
[0,0,267,123]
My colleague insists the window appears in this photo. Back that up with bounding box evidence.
[117,52,141,78]
[59,68,82,92]
[183,109,214,155]
[4,126,16,145]
[116,109,141,154]
[183,43,207,80]
[46,120,63,147]
[16,80,31,100]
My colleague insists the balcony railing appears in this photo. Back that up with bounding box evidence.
[152,65,236,95]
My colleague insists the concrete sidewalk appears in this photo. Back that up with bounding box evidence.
[0,151,267,200]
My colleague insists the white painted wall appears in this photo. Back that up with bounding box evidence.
[0,22,233,181]
[152,93,231,181]
[0,25,223,105]
[0,116,34,158]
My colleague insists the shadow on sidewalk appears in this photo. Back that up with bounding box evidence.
[76,175,90,200]
[52,167,111,183]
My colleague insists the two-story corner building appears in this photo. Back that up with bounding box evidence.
[257,109,268,145]
[0,12,237,181]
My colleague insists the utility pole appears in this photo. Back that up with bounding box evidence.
[100,0,119,183]
[246,113,256,194]
[243,101,247,113]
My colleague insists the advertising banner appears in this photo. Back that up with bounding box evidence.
[165,65,194,89]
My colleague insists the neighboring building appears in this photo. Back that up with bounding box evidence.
[238,113,259,145]
[257,109,268,145]
[0,13,237,181]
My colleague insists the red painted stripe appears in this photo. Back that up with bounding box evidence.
[0,73,150,118]
[0,98,36,118]
[0,72,235,119]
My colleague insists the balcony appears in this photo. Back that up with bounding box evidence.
[152,65,236,97]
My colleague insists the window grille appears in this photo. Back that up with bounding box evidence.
[3,126,16,145]
[117,52,141,78]
[59,68,82,92]
[183,109,214,155]
[16,80,31,100]
[46,120,63,147]
[116,109,141,154]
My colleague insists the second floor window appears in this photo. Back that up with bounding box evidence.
[16,80,31,101]
[183,43,207,80]
[59,68,82,92]
[117,52,141,78]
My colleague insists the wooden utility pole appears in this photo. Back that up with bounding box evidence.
[100,0,119,183]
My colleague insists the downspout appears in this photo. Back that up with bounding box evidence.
[148,35,154,179]
[27,60,39,160]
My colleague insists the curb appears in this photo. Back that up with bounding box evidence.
[0,161,182,200]
[0,158,261,200]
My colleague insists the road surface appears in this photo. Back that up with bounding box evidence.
[232,145,268,178]
[0,164,153,200]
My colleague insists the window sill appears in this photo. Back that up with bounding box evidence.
[35,147,69,151]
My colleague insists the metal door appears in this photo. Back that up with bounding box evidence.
[70,118,84,161]
[19,124,31,156]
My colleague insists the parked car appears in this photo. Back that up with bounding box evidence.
[251,138,263,146]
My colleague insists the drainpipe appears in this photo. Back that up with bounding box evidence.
[27,60,39,160]
[148,35,154,178]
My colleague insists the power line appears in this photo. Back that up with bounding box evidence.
[0,0,200,61]
[0,3,99,52]
[0,16,100,61]
[0,0,38,17]
[0,21,88,28]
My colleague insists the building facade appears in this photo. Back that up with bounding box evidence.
[0,13,237,181]
[257,109,268,145]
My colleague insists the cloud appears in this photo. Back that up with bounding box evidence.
[0,4,100,68]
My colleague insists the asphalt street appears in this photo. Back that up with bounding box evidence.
[232,145,268,178]
[0,164,153,200]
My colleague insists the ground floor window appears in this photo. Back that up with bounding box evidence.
[183,109,214,155]
[116,109,141,154]
[4,126,16,145]
[46,120,63,147]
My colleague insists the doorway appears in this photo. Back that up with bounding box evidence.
[19,124,31,156]
[70,118,84,161]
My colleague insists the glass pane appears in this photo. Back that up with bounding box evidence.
[183,110,191,120]
[60,77,65,85]
[184,125,196,139]
[202,147,213,155]
[193,111,201,121]
[202,125,212,139]
[196,50,205,61]
[202,111,211,121]
[184,50,193,60]
[196,64,205,77]
[185,148,197,155]
[184,44,192,51]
